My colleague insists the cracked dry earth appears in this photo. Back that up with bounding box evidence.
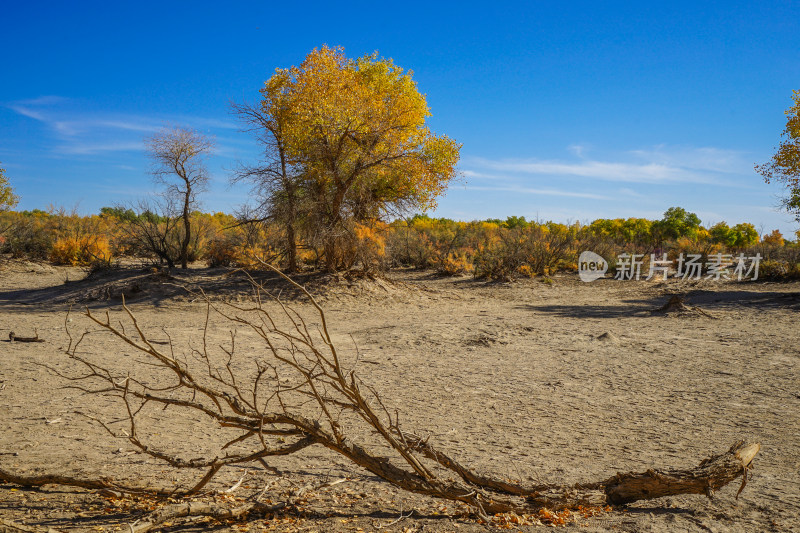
[0,261,798,532]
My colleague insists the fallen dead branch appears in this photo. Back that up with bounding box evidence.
[653,294,715,318]
[1,263,760,528]
[0,519,60,533]
[8,330,45,343]
[603,441,761,504]
[0,467,173,496]
[128,500,286,533]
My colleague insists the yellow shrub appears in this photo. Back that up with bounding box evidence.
[235,244,282,269]
[50,235,112,266]
[437,251,473,276]
[517,264,535,278]
[758,260,800,280]
[353,222,388,271]
[354,223,387,257]
[206,238,239,267]
[206,238,281,269]
[297,248,318,264]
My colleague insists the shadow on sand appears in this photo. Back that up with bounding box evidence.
[0,266,331,311]
[517,286,800,319]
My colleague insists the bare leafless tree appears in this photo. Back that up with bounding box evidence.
[145,126,214,269]
[230,101,303,272]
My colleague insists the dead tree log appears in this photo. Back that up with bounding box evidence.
[0,468,172,496]
[8,331,45,343]
[602,441,760,505]
[2,263,760,525]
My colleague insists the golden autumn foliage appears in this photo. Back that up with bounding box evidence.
[0,206,799,279]
[438,251,474,276]
[490,505,611,528]
[756,90,800,220]
[205,214,285,269]
[762,229,785,247]
[277,46,459,207]
[260,46,461,271]
[352,221,388,271]
[0,163,19,211]
[50,234,112,266]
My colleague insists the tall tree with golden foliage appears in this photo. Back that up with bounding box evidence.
[262,46,461,271]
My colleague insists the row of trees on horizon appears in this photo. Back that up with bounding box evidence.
[0,49,798,281]
[0,204,798,281]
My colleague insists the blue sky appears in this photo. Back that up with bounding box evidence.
[1,2,799,234]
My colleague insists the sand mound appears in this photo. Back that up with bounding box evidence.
[41,267,440,306]
[77,267,185,302]
[303,270,436,303]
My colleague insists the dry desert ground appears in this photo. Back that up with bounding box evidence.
[0,260,798,532]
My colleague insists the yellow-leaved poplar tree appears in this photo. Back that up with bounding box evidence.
[262,45,460,271]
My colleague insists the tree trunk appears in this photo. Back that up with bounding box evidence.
[284,180,298,273]
[286,223,298,272]
[321,183,347,272]
[323,239,337,272]
[181,190,191,270]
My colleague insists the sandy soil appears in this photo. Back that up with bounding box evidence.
[0,260,798,532]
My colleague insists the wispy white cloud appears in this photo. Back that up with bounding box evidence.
[10,106,158,137]
[468,185,610,200]
[461,169,508,180]
[95,119,159,133]
[13,95,69,106]
[56,142,144,155]
[627,145,751,175]
[465,156,716,184]
[8,104,47,122]
[6,96,237,156]
[617,187,645,198]
[567,144,589,159]
[461,145,755,188]
[438,145,795,232]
